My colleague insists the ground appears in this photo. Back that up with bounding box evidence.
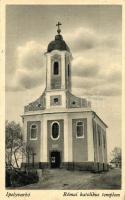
[20,168,121,190]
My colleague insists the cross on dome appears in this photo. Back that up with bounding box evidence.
[56,22,62,35]
[47,22,70,52]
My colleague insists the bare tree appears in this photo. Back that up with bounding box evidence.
[5,120,23,168]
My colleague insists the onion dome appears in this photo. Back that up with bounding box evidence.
[47,34,70,53]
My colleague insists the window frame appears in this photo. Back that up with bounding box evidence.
[51,121,60,140]
[30,124,38,140]
[76,121,84,139]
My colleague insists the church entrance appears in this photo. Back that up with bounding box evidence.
[50,151,61,168]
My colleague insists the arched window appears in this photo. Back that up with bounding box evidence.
[53,61,59,75]
[76,121,84,138]
[30,124,37,140]
[51,122,60,140]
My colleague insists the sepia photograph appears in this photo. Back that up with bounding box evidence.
[5,4,122,191]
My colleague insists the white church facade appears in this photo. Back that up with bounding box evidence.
[22,23,108,172]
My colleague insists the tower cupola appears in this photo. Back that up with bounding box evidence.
[47,22,70,53]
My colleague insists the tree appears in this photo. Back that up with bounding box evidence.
[110,147,121,167]
[5,121,23,168]
[5,121,39,187]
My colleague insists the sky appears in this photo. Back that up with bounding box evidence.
[5,5,122,158]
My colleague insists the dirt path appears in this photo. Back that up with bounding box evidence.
[20,168,121,190]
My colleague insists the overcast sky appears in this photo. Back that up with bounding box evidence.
[5,5,122,158]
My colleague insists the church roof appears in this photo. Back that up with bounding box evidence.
[47,22,70,53]
[47,34,70,53]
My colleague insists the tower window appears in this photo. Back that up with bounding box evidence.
[30,124,37,140]
[51,122,60,140]
[54,98,58,103]
[76,121,84,138]
[53,61,59,75]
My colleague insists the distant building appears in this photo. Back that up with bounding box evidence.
[110,159,121,168]
[22,23,108,172]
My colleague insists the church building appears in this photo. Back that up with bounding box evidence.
[22,23,108,172]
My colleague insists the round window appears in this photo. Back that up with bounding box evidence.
[52,122,60,139]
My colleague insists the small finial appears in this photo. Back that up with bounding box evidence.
[56,22,62,35]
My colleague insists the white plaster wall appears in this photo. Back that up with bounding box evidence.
[22,120,27,163]
[68,117,73,162]
[87,114,94,162]
[101,129,105,163]
[41,114,47,162]
[23,120,27,143]
[95,122,99,162]
[63,114,69,162]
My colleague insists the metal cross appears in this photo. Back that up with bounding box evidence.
[56,22,62,34]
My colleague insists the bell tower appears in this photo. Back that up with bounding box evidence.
[45,22,72,109]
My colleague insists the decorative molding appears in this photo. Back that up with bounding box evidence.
[24,91,46,112]
[66,91,91,108]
